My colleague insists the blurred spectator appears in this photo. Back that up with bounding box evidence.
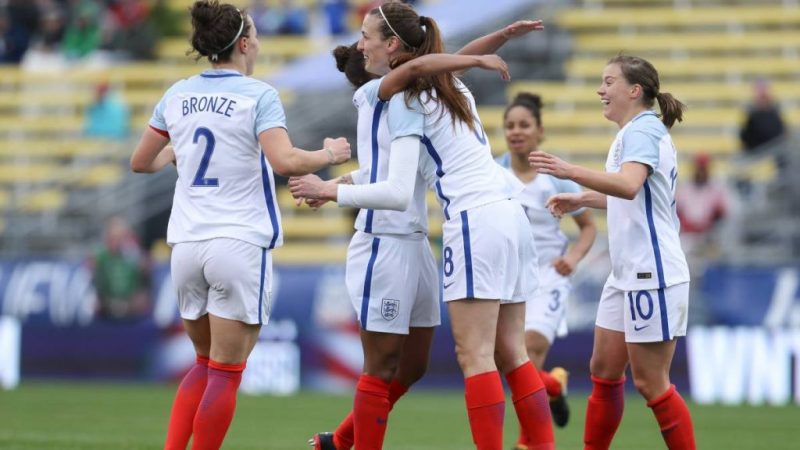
[62,0,102,60]
[1,0,41,63]
[676,154,729,258]
[83,81,130,139]
[250,0,308,35]
[321,0,348,36]
[90,216,151,321]
[20,2,67,71]
[739,78,786,154]
[105,0,157,60]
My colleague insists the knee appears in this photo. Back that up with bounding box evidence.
[397,360,428,386]
[364,349,402,382]
[454,342,493,373]
[589,355,625,380]
[632,374,669,401]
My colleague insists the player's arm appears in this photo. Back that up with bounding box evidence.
[530,151,649,200]
[378,54,509,100]
[131,127,170,173]
[258,128,350,177]
[288,136,419,211]
[553,209,597,276]
[456,19,544,55]
[136,145,176,173]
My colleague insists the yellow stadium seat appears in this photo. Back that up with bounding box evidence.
[17,189,67,213]
[566,56,800,80]
[573,30,799,55]
[272,242,347,265]
[558,6,800,30]
[281,214,353,239]
[0,164,59,184]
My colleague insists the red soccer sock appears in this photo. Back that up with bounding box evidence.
[647,385,696,450]
[464,371,506,450]
[334,379,409,450]
[352,374,391,450]
[538,369,563,398]
[190,360,245,450]
[164,355,209,450]
[506,362,554,450]
[584,375,625,450]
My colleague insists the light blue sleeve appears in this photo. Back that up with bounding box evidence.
[255,87,287,135]
[360,78,382,108]
[148,81,182,132]
[621,127,661,173]
[550,176,586,216]
[387,92,424,140]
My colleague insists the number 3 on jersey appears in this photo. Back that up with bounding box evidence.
[192,127,219,187]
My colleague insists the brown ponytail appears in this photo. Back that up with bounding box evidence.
[655,92,685,129]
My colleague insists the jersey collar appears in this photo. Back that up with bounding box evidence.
[200,69,244,78]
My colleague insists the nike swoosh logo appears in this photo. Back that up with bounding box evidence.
[443,282,455,290]
[634,324,649,331]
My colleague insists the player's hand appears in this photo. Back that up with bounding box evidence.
[546,192,583,218]
[529,151,574,180]
[552,254,577,276]
[476,55,510,81]
[288,174,337,201]
[501,20,544,39]
[324,137,351,165]
[304,198,329,209]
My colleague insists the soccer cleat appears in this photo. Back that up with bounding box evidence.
[548,367,570,428]
[511,445,528,450]
[308,432,337,450]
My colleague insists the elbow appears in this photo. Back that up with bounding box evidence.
[130,159,149,173]
[271,161,299,177]
[385,191,413,211]
[619,183,640,200]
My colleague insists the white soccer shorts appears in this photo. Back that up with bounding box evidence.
[440,199,539,303]
[171,238,272,325]
[345,231,440,334]
[525,266,571,343]
[595,280,689,343]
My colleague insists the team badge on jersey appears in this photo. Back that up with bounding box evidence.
[381,298,400,321]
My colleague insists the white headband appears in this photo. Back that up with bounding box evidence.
[211,10,245,62]
[378,5,413,49]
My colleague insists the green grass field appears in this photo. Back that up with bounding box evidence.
[0,382,798,449]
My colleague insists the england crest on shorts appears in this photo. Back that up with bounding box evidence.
[381,298,399,321]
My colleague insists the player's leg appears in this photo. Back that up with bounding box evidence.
[627,283,695,450]
[164,242,212,450]
[164,316,211,450]
[496,302,554,450]
[190,315,260,450]
[190,238,269,450]
[449,298,505,450]
[584,326,628,450]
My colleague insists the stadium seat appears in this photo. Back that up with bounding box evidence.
[566,56,800,80]
[557,6,800,30]
[572,30,799,55]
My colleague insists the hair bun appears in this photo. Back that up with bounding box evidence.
[419,15,427,25]
[332,43,358,73]
[514,92,542,109]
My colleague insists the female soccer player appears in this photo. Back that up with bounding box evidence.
[530,55,696,450]
[129,2,350,449]
[496,92,597,443]
[292,4,554,450]
[293,29,539,450]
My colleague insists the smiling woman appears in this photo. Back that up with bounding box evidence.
[529,55,696,450]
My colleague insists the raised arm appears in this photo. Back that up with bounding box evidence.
[378,53,509,100]
[530,151,649,200]
[258,128,350,177]
[456,19,544,55]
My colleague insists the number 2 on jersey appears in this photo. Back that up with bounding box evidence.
[192,127,219,187]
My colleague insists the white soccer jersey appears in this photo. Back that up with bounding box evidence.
[149,69,285,249]
[496,153,584,267]
[605,110,690,291]
[391,79,518,220]
[350,79,428,235]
